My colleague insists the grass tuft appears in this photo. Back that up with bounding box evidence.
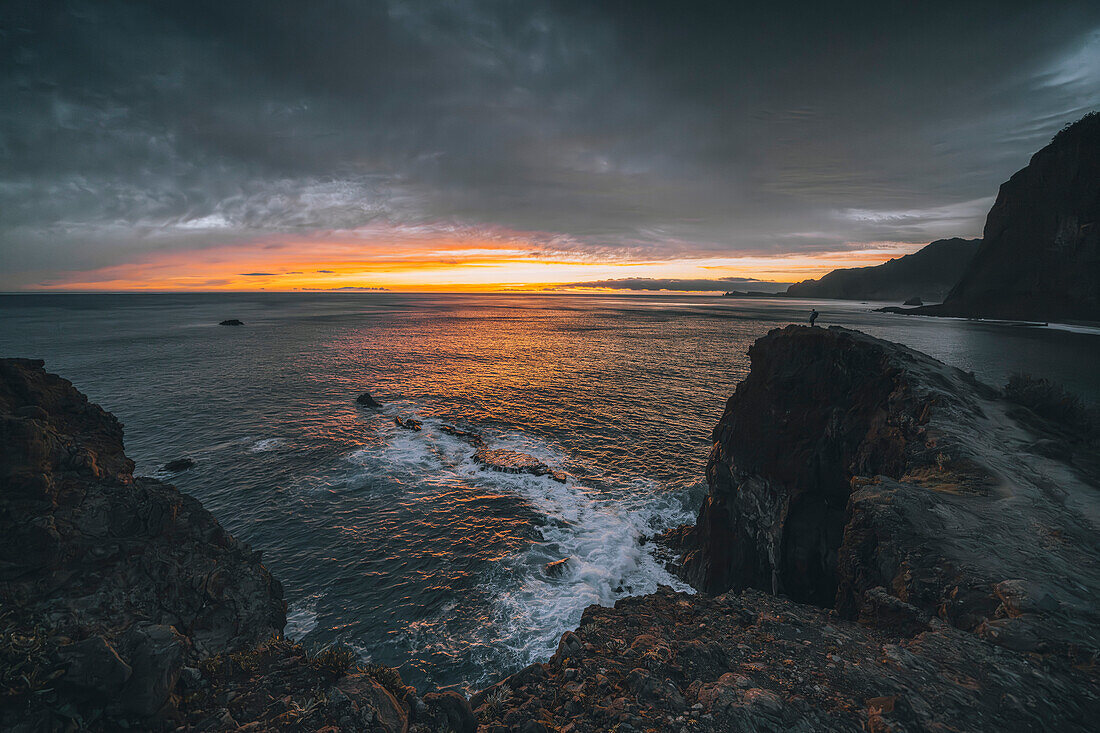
[362,662,406,697]
[311,645,359,679]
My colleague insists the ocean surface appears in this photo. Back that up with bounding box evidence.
[2,293,1098,692]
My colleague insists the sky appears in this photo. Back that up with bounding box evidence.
[1,0,1098,292]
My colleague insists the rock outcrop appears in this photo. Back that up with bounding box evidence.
[669,327,1100,653]
[357,391,382,407]
[0,359,467,732]
[473,447,567,483]
[478,325,1100,731]
[783,238,980,303]
[473,586,1095,732]
[912,113,1100,321]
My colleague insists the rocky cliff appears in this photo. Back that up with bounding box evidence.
[784,238,980,303]
[5,330,1100,731]
[471,325,1099,732]
[915,113,1100,321]
[0,358,473,732]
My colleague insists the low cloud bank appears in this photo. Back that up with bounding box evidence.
[556,277,790,293]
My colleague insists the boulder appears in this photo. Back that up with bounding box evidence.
[394,416,422,431]
[163,457,194,472]
[55,635,132,697]
[473,447,567,482]
[543,558,571,577]
[114,624,187,717]
[356,391,381,407]
[218,319,244,326]
[422,690,477,733]
[440,424,486,447]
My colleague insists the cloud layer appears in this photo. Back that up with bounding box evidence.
[1,0,1098,289]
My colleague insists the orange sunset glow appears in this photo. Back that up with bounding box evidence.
[31,229,923,292]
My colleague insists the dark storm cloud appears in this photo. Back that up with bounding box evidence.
[1,0,1099,287]
[558,277,790,292]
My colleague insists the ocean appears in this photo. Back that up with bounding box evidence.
[1,292,1097,692]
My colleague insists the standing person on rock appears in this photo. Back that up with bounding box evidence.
[809,309,819,326]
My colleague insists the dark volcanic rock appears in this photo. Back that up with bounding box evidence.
[474,586,1099,732]
[441,423,486,447]
[473,447,567,482]
[163,457,194,472]
[916,113,1100,321]
[218,319,244,326]
[784,237,980,302]
[0,358,428,731]
[544,558,571,577]
[356,390,382,407]
[395,416,423,431]
[670,326,1100,661]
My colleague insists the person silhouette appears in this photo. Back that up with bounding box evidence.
[809,309,819,326]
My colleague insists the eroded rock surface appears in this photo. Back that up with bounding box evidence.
[473,586,1096,732]
[668,326,1100,662]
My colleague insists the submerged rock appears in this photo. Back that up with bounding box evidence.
[440,423,486,447]
[356,391,382,407]
[394,416,422,431]
[473,447,567,482]
[544,558,571,577]
[218,319,243,326]
[163,457,194,472]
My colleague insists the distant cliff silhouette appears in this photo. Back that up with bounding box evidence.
[784,237,981,302]
[918,112,1100,321]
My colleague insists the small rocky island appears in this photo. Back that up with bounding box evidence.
[3,325,1099,730]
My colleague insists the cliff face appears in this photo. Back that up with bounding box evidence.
[0,359,473,732]
[784,238,980,303]
[671,326,1100,657]
[929,114,1100,321]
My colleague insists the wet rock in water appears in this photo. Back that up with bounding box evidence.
[356,391,381,407]
[473,447,567,482]
[394,416,422,431]
[544,558,571,577]
[163,457,194,472]
[218,319,244,326]
[440,423,486,446]
[902,295,923,306]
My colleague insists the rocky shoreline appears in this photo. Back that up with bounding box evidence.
[3,325,1099,731]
